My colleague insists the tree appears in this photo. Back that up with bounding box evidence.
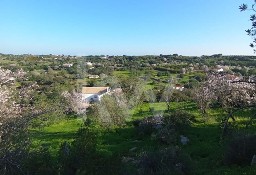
[194,80,215,119]
[0,68,38,174]
[120,77,148,108]
[161,77,176,112]
[239,1,256,52]
[195,73,256,137]
[92,94,129,128]
[62,90,86,115]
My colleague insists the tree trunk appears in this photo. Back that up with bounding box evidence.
[166,102,171,112]
[221,116,229,139]
[221,110,235,139]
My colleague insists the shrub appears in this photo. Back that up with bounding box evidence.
[224,135,256,166]
[133,116,163,136]
[58,127,122,175]
[58,127,97,175]
[164,111,195,131]
[171,90,191,102]
[150,111,195,145]
[154,127,178,145]
[138,147,192,175]
[23,147,57,175]
[0,149,28,175]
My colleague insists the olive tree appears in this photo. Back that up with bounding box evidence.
[161,78,176,112]
[92,92,129,128]
[62,90,86,115]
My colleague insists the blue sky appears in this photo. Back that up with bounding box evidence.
[0,0,254,56]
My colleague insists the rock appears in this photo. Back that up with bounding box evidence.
[180,135,189,145]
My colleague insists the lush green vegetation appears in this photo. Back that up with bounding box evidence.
[0,53,255,174]
[26,101,256,174]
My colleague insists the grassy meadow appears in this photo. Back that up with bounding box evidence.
[29,99,256,174]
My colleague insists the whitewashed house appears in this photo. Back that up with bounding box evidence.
[88,75,100,79]
[63,63,73,68]
[217,68,224,72]
[173,84,184,91]
[85,62,93,67]
[82,87,110,103]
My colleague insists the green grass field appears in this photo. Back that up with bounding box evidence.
[112,70,131,78]
[29,102,256,174]
[30,118,83,154]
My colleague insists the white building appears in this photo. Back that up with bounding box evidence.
[173,84,184,91]
[63,63,73,68]
[82,87,110,103]
[88,75,100,79]
[217,68,224,72]
[85,62,93,67]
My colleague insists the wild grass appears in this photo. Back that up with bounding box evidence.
[29,118,83,154]
[112,70,131,78]
[29,101,256,174]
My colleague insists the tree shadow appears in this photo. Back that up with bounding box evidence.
[30,130,77,151]
[30,130,77,141]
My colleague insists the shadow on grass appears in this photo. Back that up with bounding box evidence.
[181,124,226,174]
[131,110,165,119]
[184,124,256,175]
[30,130,77,140]
[98,126,159,156]
[98,122,231,174]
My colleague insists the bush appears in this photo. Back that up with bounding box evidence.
[164,111,195,131]
[154,127,177,145]
[0,149,28,175]
[58,127,97,175]
[58,127,122,175]
[134,111,194,144]
[133,116,163,136]
[23,147,57,175]
[171,90,192,102]
[138,147,192,175]
[151,111,194,145]
[224,135,256,166]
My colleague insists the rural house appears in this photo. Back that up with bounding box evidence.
[173,84,184,91]
[82,87,110,103]
[63,63,73,68]
[88,74,100,79]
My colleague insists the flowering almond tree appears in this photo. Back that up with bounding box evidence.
[0,68,38,174]
[62,90,86,115]
[195,73,256,137]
